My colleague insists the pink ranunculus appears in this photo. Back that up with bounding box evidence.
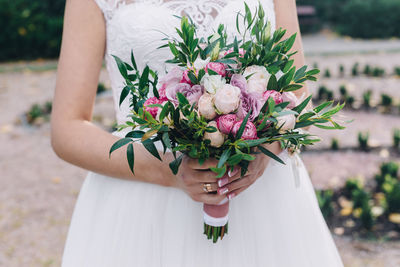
[206,62,226,77]
[214,84,241,114]
[198,93,217,120]
[144,97,162,118]
[237,92,263,121]
[230,74,247,93]
[204,121,226,148]
[181,69,193,85]
[232,120,258,140]
[282,92,300,109]
[262,90,283,104]
[216,114,237,135]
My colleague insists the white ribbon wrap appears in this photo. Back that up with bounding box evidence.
[290,151,302,188]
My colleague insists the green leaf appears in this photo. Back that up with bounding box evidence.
[131,50,138,70]
[282,84,303,92]
[109,138,131,157]
[143,139,162,161]
[127,143,135,173]
[162,132,172,149]
[176,92,189,106]
[187,71,198,84]
[169,154,184,175]
[267,75,278,91]
[292,95,312,114]
[217,148,231,168]
[257,145,285,164]
[125,131,145,138]
[119,86,130,107]
[235,110,251,139]
[139,66,150,90]
[227,153,243,165]
[112,55,128,79]
[210,165,227,178]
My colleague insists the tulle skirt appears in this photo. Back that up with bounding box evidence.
[61,150,343,267]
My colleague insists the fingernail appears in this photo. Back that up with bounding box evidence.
[228,192,236,200]
[218,177,229,187]
[217,187,229,195]
[228,167,239,177]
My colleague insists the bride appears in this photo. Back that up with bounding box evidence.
[51,0,344,266]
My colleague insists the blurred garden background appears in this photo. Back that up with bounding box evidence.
[1,0,400,266]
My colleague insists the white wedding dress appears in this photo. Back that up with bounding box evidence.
[62,1,344,266]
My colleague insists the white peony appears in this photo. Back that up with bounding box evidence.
[200,73,226,94]
[243,65,271,94]
[203,121,225,148]
[198,93,217,120]
[193,57,211,70]
[277,111,296,133]
[214,84,241,114]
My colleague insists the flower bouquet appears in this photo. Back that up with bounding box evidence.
[109,3,345,243]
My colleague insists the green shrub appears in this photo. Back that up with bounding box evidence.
[317,85,333,101]
[360,202,374,230]
[382,177,400,213]
[394,129,400,149]
[380,94,393,107]
[331,138,339,151]
[380,162,399,178]
[335,0,400,39]
[339,85,347,97]
[316,189,334,219]
[339,64,345,76]
[358,132,369,151]
[0,0,65,61]
[395,67,400,76]
[352,63,359,76]
[97,83,108,95]
[372,67,385,77]
[362,90,372,109]
[363,65,372,76]
[345,178,363,197]
[352,188,370,210]
[324,69,331,78]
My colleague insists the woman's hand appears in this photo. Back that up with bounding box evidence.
[175,156,242,205]
[217,142,283,200]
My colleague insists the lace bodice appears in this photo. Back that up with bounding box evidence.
[94,0,276,124]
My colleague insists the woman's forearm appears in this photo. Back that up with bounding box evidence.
[51,119,176,187]
[274,0,309,99]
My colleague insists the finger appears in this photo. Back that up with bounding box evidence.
[193,158,219,170]
[196,192,227,205]
[189,182,219,194]
[218,174,255,195]
[217,167,242,187]
[226,184,251,200]
[193,170,220,183]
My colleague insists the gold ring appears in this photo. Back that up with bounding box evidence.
[203,183,213,193]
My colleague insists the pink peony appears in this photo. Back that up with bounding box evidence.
[166,83,204,106]
[237,92,263,121]
[216,114,237,135]
[144,97,162,118]
[232,120,258,140]
[198,93,217,120]
[204,121,225,147]
[159,67,183,86]
[158,83,168,101]
[282,92,300,109]
[206,62,227,77]
[262,90,283,105]
[214,84,241,114]
[230,74,247,93]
